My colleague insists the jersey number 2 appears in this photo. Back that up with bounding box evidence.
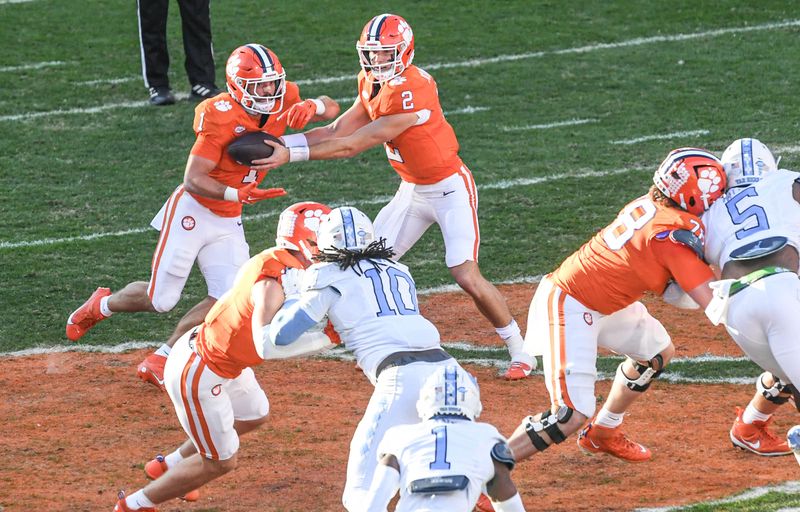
[429,425,451,470]
[364,267,419,317]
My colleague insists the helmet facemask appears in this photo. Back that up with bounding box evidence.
[225,45,287,116]
[356,14,415,85]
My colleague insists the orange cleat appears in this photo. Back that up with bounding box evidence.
[66,287,111,341]
[577,422,651,462]
[503,361,532,381]
[144,455,200,502]
[137,354,167,391]
[474,493,496,512]
[730,407,791,456]
[113,491,157,512]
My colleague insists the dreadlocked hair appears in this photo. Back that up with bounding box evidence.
[314,237,397,275]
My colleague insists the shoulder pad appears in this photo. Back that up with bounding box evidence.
[304,263,348,290]
[490,441,515,471]
[655,229,704,260]
[730,236,789,261]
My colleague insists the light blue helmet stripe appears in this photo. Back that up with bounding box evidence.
[341,207,357,249]
[741,138,754,177]
[444,366,458,406]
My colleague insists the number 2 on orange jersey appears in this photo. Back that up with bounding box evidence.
[602,198,657,250]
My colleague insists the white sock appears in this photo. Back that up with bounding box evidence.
[495,319,521,340]
[99,296,114,317]
[164,448,185,468]
[154,344,171,358]
[594,408,624,428]
[126,489,156,509]
[742,404,771,424]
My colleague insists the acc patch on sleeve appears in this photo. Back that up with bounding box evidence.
[491,441,515,470]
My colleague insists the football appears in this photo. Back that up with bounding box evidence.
[227,131,284,165]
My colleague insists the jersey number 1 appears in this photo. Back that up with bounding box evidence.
[429,425,451,470]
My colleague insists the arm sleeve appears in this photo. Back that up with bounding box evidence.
[259,325,334,359]
[492,493,526,512]
[362,463,400,512]
[269,287,339,346]
[653,238,714,292]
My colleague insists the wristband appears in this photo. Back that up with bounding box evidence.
[281,133,308,148]
[223,186,240,202]
[289,145,310,162]
[311,98,326,115]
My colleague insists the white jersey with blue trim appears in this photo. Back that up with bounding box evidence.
[703,169,800,269]
[377,418,504,512]
[302,258,441,384]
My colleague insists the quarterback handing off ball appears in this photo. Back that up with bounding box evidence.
[227,131,284,166]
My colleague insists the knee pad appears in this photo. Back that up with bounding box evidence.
[757,372,793,405]
[523,405,574,452]
[149,287,181,313]
[616,355,664,392]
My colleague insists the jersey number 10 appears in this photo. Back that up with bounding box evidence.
[364,267,419,317]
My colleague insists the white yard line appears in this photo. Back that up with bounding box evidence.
[635,481,800,512]
[611,129,710,145]
[502,118,597,132]
[0,166,643,250]
[0,0,37,5]
[0,60,64,72]
[5,19,798,121]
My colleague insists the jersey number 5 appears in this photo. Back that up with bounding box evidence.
[725,187,770,240]
[364,267,419,317]
[603,198,657,250]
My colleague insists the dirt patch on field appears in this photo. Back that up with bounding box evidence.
[0,284,795,512]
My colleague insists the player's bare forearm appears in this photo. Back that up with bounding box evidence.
[183,154,228,199]
[305,98,370,145]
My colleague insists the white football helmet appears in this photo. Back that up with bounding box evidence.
[316,206,375,254]
[720,138,778,189]
[417,365,482,421]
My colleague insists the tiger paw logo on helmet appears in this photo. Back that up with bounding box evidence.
[697,168,723,196]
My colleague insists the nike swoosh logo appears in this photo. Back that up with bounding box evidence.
[739,438,761,450]
[141,367,165,387]
[442,190,456,196]
[639,445,647,453]
[237,221,243,226]
[588,438,600,449]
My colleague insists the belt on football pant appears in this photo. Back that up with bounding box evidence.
[376,348,453,379]
[729,266,795,297]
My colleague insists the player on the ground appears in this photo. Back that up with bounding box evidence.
[269,206,469,511]
[66,44,340,390]
[505,148,726,465]
[364,365,525,512]
[254,14,534,380]
[702,138,798,457]
[113,202,339,512]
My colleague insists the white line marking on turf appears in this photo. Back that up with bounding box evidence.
[77,77,138,86]
[0,0,36,5]
[0,60,64,72]
[7,19,799,120]
[1,164,639,249]
[611,129,710,145]
[635,481,800,512]
[502,118,597,132]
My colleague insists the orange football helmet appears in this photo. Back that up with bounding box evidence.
[356,13,415,84]
[276,202,332,263]
[653,148,726,215]
[225,44,286,115]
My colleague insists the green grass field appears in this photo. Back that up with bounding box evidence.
[2,1,800,509]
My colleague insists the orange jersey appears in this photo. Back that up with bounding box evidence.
[358,66,463,184]
[189,83,302,217]
[195,247,304,378]
[550,194,714,315]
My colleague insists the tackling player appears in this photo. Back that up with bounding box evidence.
[253,14,535,380]
[702,138,799,457]
[365,365,525,512]
[269,206,470,511]
[506,148,726,465]
[66,44,340,390]
[113,202,340,512]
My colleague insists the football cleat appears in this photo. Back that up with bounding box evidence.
[148,86,175,107]
[729,407,791,456]
[503,361,532,381]
[577,422,652,462]
[144,455,200,501]
[137,353,167,391]
[66,287,111,341]
[113,491,157,512]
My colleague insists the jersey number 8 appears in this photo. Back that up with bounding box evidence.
[603,198,657,250]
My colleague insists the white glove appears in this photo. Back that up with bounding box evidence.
[662,281,700,310]
[281,267,305,300]
[705,279,736,326]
